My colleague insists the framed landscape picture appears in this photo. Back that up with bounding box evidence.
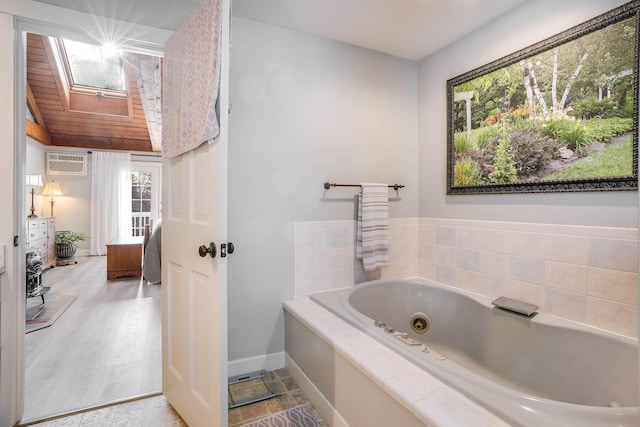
[447,1,639,194]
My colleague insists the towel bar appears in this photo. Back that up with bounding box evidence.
[324,182,405,191]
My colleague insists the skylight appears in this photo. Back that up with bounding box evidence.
[62,39,125,92]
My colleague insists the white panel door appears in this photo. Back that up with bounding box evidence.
[161,1,230,425]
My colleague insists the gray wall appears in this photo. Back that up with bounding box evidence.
[418,0,637,227]
[228,18,418,361]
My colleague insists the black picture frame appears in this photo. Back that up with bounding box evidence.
[447,1,639,194]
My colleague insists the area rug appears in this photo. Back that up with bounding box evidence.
[242,405,320,427]
[25,293,76,333]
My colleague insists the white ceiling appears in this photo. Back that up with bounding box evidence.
[34,0,527,60]
[232,0,527,60]
[33,0,202,31]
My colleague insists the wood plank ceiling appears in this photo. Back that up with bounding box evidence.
[26,33,157,152]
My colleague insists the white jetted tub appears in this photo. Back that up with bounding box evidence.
[309,278,638,426]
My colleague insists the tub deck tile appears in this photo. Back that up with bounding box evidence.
[413,387,500,427]
[387,361,446,395]
[356,355,399,388]
[383,374,445,413]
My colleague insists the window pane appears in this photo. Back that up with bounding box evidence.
[141,185,151,199]
[131,169,155,235]
[140,172,151,186]
[63,39,125,91]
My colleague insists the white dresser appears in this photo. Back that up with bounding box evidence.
[26,217,55,269]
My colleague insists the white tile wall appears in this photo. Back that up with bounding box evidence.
[293,221,356,299]
[293,219,419,298]
[417,218,638,338]
[293,218,638,338]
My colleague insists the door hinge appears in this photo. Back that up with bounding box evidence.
[14,235,19,247]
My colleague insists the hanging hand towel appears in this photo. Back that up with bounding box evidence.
[356,183,390,271]
[162,0,222,159]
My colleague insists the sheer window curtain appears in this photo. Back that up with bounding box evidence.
[90,152,132,256]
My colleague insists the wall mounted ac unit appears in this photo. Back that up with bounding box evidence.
[46,152,87,176]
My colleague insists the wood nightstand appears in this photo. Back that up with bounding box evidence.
[106,236,144,280]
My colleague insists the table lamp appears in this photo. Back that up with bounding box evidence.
[42,180,63,217]
[26,174,43,218]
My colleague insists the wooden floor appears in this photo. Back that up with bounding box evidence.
[23,256,161,422]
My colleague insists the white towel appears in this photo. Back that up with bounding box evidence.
[356,183,389,271]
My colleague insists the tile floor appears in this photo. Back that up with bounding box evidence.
[228,369,327,427]
[19,369,328,427]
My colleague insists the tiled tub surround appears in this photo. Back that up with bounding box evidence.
[293,219,419,298]
[294,218,638,338]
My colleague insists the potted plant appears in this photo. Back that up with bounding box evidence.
[55,231,87,265]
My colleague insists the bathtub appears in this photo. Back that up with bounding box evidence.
[306,278,638,427]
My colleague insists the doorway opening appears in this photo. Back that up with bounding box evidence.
[21,28,164,422]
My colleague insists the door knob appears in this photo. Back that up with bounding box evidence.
[198,242,217,258]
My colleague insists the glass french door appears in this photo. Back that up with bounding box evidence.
[131,161,162,236]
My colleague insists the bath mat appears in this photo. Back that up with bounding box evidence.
[241,405,320,427]
[229,370,279,408]
[25,293,76,333]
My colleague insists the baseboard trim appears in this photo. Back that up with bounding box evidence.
[227,351,285,377]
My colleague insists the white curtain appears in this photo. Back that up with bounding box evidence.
[90,152,132,256]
